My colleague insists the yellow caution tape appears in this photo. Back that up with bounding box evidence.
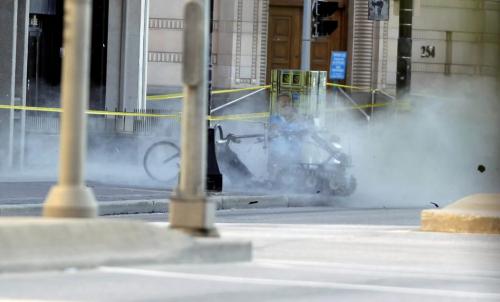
[146,93,184,101]
[0,104,180,119]
[0,104,63,113]
[1,93,405,121]
[326,102,391,113]
[326,82,372,91]
[209,112,270,121]
[211,85,271,95]
[86,110,179,119]
[0,104,269,121]
[146,85,271,101]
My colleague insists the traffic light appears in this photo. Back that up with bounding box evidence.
[312,0,339,37]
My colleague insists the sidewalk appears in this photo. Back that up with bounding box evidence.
[0,180,337,216]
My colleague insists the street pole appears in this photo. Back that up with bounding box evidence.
[301,0,312,70]
[170,0,217,236]
[206,0,223,192]
[396,0,413,99]
[43,0,97,218]
[7,0,18,169]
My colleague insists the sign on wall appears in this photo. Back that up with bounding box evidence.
[329,51,347,80]
[368,0,390,21]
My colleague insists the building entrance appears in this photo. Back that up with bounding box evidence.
[267,0,348,82]
[26,0,109,109]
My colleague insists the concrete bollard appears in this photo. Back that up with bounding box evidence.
[43,0,98,218]
[169,0,218,236]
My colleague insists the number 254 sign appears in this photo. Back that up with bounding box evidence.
[421,45,436,58]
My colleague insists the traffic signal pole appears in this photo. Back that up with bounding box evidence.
[301,0,312,70]
[396,0,413,98]
[170,0,217,236]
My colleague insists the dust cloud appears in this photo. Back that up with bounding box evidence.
[1,75,498,209]
[343,75,500,208]
[215,75,499,208]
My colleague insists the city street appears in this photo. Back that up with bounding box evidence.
[1,207,499,301]
[0,181,170,205]
[0,0,498,301]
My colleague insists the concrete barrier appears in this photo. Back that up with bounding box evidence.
[0,218,251,272]
[421,194,500,234]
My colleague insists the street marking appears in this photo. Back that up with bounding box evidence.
[99,266,500,299]
[0,300,69,302]
[255,259,500,281]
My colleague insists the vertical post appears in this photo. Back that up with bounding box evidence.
[396,0,413,98]
[207,0,214,122]
[43,0,97,218]
[370,89,375,118]
[170,0,217,236]
[301,0,312,70]
[17,0,30,170]
[3,0,18,169]
[206,0,223,192]
[444,31,452,76]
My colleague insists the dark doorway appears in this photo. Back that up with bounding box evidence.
[90,0,109,110]
[27,0,63,107]
[27,0,109,109]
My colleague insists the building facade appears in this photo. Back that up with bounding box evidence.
[2,0,498,111]
[147,0,499,94]
[0,0,499,170]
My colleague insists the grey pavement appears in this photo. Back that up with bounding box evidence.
[114,206,425,226]
[0,181,170,205]
[1,207,499,301]
[0,178,344,216]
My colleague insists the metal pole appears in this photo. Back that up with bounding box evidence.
[7,0,18,169]
[170,0,217,236]
[206,0,223,192]
[20,0,31,170]
[396,0,413,99]
[43,0,97,218]
[370,90,375,117]
[210,87,266,113]
[301,0,312,70]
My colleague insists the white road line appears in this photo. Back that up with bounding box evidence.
[0,300,68,302]
[98,266,500,299]
[254,259,500,281]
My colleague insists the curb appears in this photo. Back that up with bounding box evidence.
[0,194,335,217]
[421,193,500,235]
[0,218,251,272]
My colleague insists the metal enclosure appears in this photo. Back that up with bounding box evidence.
[270,69,327,124]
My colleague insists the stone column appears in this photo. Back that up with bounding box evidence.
[106,0,149,131]
[231,0,269,87]
[121,0,148,112]
[105,0,123,113]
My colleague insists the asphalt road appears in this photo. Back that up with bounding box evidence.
[1,207,499,302]
[113,206,424,225]
[0,181,170,205]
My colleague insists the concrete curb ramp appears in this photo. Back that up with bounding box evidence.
[421,194,500,234]
[0,194,334,216]
[0,218,251,273]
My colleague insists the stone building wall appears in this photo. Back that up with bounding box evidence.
[374,0,499,91]
[147,0,269,89]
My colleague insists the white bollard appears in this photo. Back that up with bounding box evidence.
[169,0,217,236]
[43,0,97,218]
